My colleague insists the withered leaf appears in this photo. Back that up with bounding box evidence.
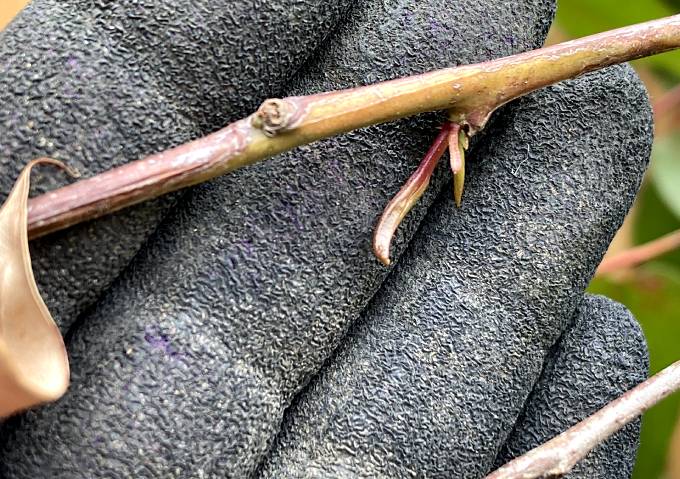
[0,159,69,417]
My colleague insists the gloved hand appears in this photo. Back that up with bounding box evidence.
[0,1,650,478]
[260,64,652,478]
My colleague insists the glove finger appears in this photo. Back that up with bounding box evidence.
[0,0,354,331]
[257,65,652,478]
[0,1,554,477]
[494,294,648,478]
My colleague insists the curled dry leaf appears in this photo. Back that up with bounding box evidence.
[0,159,70,417]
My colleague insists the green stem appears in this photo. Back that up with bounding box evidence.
[26,14,680,239]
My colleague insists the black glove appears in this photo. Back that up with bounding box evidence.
[0,0,649,477]
[495,295,648,478]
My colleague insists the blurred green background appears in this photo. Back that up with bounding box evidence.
[1,1,679,477]
[551,2,680,478]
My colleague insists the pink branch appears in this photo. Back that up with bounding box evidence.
[486,360,680,479]
[596,228,680,276]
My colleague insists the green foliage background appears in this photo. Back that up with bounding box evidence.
[555,2,680,477]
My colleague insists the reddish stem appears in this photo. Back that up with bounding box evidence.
[596,228,680,276]
[26,121,251,239]
[18,14,680,244]
[654,84,680,119]
[486,360,680,479]
[373,123,452,265]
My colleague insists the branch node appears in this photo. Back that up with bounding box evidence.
[251,98,297,137]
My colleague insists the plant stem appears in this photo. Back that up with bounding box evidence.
[486,360,680,479]
[373,123,453,265]
[26,14,680,239]
[596,228,680,276]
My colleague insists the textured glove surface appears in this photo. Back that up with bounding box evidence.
[0,0,555,477]
[262,294,647,478]
[496,294,648,478]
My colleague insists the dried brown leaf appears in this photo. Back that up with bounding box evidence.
[0,159,69,417]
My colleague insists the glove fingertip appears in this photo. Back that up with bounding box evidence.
[495,293,648,478]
